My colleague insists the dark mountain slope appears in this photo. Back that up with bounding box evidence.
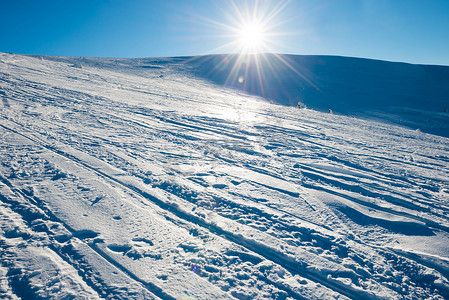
[185,54,449,137]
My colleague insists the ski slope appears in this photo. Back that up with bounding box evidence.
[0,53,449,299]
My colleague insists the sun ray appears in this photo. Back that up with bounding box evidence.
[183,0,318,107]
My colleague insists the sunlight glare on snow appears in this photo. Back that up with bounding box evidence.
[212,97,261,125]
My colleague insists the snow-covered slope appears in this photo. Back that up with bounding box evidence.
[187,54,449,138]
[0,52,448,299]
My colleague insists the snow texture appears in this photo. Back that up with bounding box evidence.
[0,52,448,299]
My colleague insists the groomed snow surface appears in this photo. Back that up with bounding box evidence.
[0,53,448,299]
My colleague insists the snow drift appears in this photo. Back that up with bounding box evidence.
[0,52,449,299]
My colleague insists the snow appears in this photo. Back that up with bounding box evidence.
[189,54,449,138]
[0,52,448,299]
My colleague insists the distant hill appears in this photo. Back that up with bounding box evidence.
[184,54,449,138]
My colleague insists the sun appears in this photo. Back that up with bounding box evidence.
[238,21,266,53]
[182,0,314,107]
[190,0,292,55]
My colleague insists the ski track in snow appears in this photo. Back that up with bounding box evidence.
[0,53,449,299]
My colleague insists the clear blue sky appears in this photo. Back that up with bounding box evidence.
[1,0,448,65]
